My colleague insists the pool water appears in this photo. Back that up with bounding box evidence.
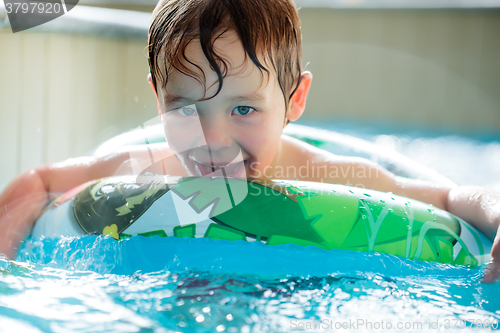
[1,123,500,332]
[3,236,500,333]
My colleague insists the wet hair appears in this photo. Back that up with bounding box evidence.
[147,0,302,111]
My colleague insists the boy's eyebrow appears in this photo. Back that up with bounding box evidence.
[164,92,266,104]
[163,93,191,103]
[229,92,266,103]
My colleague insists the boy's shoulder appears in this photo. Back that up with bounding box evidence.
[278,134,389,185]
[279,134,379,169]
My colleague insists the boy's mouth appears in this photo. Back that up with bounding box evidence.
[192,160,247,178]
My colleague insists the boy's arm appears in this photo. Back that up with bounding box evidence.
[0,143,174,260]
[0,154,132,260]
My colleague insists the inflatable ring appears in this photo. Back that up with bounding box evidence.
[32,175,491,267]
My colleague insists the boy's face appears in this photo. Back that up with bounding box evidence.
[155,30,293,179]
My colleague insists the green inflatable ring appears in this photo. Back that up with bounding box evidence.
[32,175,492,267]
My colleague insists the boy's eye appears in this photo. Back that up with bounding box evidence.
[232,106,255,116]
[176,106,197,116]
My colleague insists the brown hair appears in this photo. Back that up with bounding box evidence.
[147,0,302,110]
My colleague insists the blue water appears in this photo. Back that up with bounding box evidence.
[2,124,500,332]
[0,236,498,332]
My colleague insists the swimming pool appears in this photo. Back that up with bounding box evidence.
[1,122,500,332]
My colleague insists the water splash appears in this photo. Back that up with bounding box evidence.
[0,236,498,332]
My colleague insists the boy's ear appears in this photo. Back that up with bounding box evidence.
[286,71,313,123]
[148,73,162,118]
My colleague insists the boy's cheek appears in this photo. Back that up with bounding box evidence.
[247,140,280,171]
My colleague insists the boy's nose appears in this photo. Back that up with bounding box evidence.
[197,116,233,150]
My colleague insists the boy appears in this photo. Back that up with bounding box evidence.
[1,0,500,282]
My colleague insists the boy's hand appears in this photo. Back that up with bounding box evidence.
[444,186,500,284]
[0,145,176,259]
[0,170,50,259]
[372,172,500,283]
[481,224,500,283]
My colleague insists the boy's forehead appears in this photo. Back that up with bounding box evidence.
[186,30,245,69]
[157,30,274,100]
